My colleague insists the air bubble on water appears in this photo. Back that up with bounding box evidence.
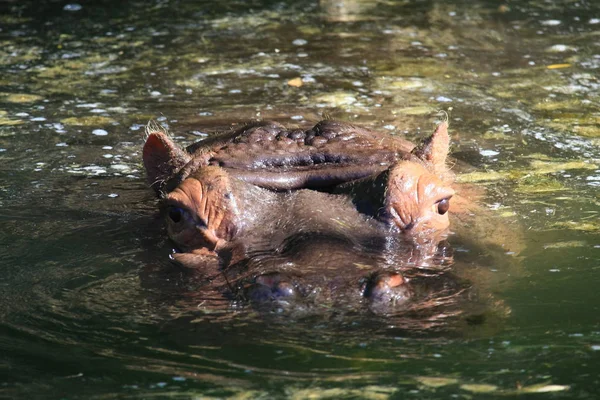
[590,18,600,24]
[150,91,161,96]
[107,193,119,198]
[129,124,143,131]
[92,129,108,136]
[90,108,106,113]
[15,112,29,117]
[76,103,101,108]
[547,44,575,52]
[480,149,499,157]
[102,146,113,150]
[290,115,303,120]
[383,125,395,130]
[111,164,130,171]
[229,89,242,93]
[31,117,46,121]
[292,39,307,46]
[63,4,82,11]
[436,96,452,102]
[541,19,561,26]
[56,143,68,147]
[103,154,113,158]
[352,81,363,87]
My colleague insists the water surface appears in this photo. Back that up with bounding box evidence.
[1,0,599,398]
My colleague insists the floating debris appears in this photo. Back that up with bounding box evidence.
[460,383,498,393]
[414,376,458,388]
[287,77,303,87]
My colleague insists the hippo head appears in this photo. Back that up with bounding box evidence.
[143,121,454,251]
[142,120,458,312]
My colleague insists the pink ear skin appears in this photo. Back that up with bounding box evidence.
[411,122,450,175]
[143,131,191,193]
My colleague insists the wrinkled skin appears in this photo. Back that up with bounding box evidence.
[142,120,480,313]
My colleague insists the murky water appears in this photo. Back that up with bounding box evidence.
[1,0,599,398]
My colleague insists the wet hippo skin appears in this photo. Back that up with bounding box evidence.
[143,120,465,312]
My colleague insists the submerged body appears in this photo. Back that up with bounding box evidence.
[142,120,507,315]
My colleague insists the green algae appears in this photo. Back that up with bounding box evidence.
[457,170,510,183]
[414,376,459,388]
[287,385,397,400]
[529,160,598,174]
[0,110,24,127]
[515,175,566,194]
[460,383,498,393]
[394,106,436,116]
[1,93,43,103]
[548,221,600,232]
[313,92,358,107]
[532,99,590,112]
[520,384,570,393]
[61,116,117,126]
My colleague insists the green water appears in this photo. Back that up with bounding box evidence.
[1,0,599,398]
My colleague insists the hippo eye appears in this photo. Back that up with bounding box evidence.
[436,198,451,215]
[168,206,186,224]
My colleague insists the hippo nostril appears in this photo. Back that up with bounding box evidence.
[248,273,296,302]
[273,282,295,298]
[363,272,411,306]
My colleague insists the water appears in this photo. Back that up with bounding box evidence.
[1,0,599,398]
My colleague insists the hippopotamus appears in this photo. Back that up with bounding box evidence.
[142,119,473,314]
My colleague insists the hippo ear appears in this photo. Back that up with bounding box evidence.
[143,131,191,193]
[411,122,450,173]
